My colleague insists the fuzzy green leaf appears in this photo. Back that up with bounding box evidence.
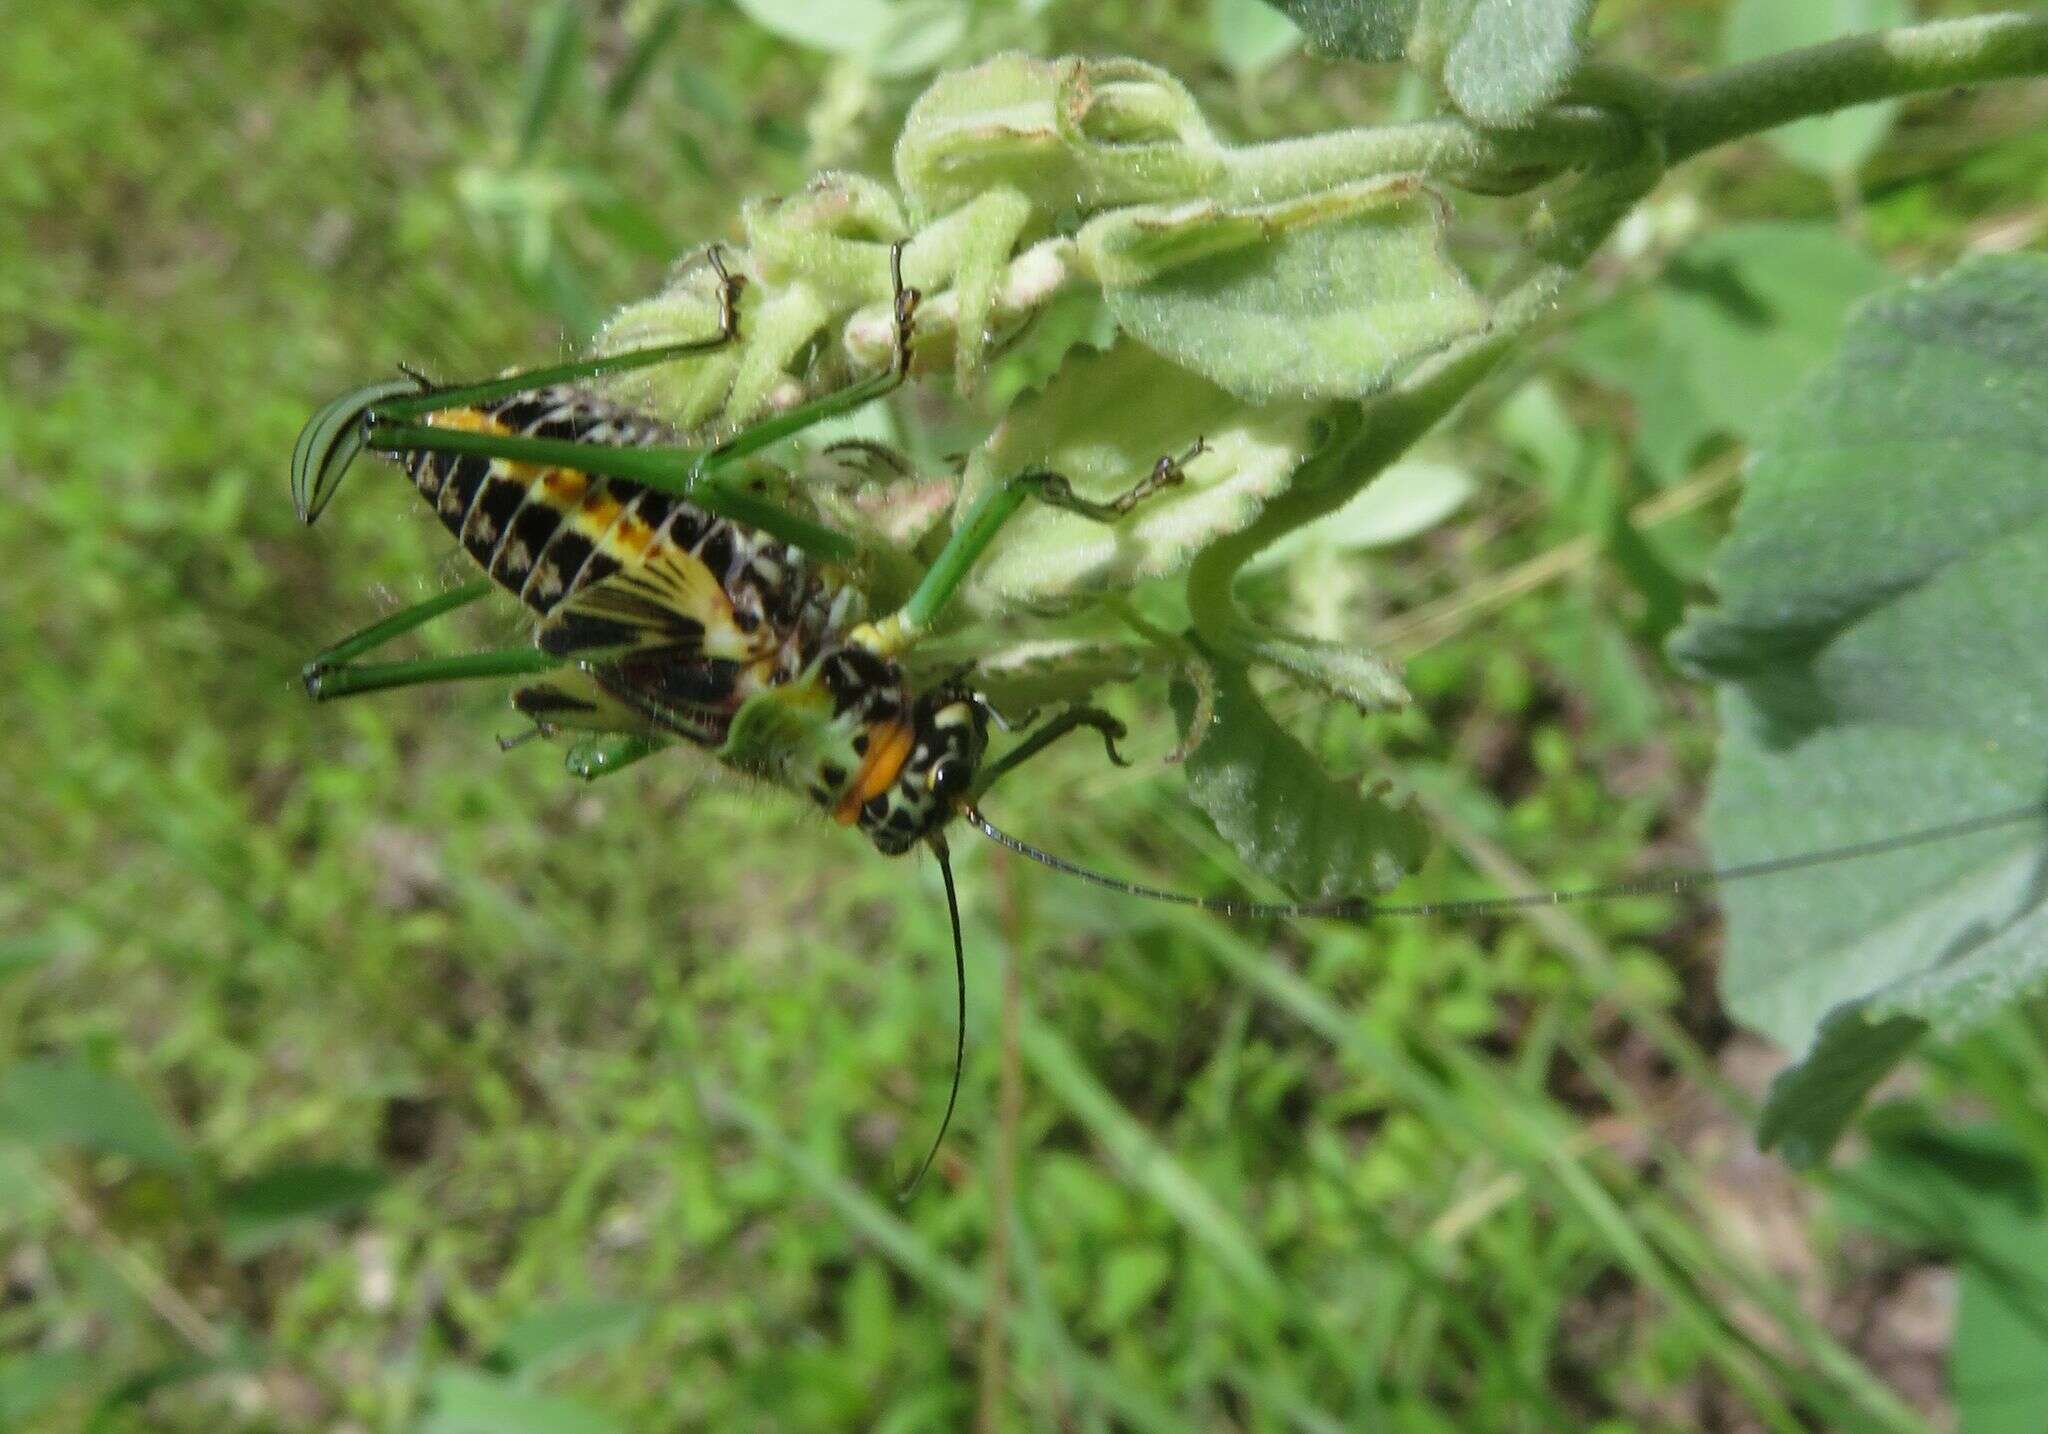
[1213,622,1409,713]
[1087,179,1486,404]
[1672,255,2048,1164]
[1171,650,1425,898]
[955,341,1321,615]
[1261,0,1593,124]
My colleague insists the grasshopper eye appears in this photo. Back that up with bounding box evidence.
[930,757,969,800]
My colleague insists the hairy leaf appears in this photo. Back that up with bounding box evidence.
[1261,0,1593,124]
[1214,622,1409,713]
[955,341,1321,615]
[1672,255,2048,1164]
[1171,650,1425,898]
[1086,179,1486,403]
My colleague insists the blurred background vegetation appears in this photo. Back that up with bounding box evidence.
[5,1,2047,1429]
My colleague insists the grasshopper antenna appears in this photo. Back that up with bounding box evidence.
[900,834,968,1200]
[960,800,2048,921]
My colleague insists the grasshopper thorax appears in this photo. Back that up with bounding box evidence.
[816,646,987,856]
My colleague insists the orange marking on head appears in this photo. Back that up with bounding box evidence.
[832,721,914,826]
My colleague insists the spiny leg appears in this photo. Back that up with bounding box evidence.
[860,438,1209,655]
[354,417,862,562]
[305,646,562,702]
[293,248,745,523]
[301,577,494,691]
[339,241,926,563]
[971,706,1129,800]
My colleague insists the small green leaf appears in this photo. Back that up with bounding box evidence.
[1262,0,1592,125]
[1210,0,1303,76]
[1956,1236,2048,1433]
[1213,622,1409,714]
[956,341,1321,615]
[1086,179,1487,404]
[866,0,968,79]
[0,931,61,981]
[1093,1245,1174,1328]
[422,1369,628,1434]
[1753,1009,1926,1167]
[733,0,895,55]
[222,1161,388,1257]
[513,1,585,167]
[0,1058,189,1170]
[1245,456,1475,566]
[601,0,686,123]
[1723,0,1911,178]
[1258,0,1415,62]
[1833,1121,2048,1429]
[0,1350,92,1427]
[1171,649,1425,898]
[1673,254,2048,1162]
[895,53,1223,222]
[492,1301,650,1381]
[1439,0,1595,127]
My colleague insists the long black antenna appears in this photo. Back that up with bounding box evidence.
[960,800,2048,922]
[900,834,968,1200]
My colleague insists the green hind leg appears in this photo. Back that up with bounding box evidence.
[859,439,1209,656]
[316,241,925,564]
[305,646,562,702]
[300,577,494,692]
[293,247,746,522]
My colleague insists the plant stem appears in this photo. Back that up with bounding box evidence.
[1663,12,2048,163]
[1215,105,1636,202]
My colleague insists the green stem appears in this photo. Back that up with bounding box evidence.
[1663,12,2048,163]
[1197,17,2048,625]
[1215,104,1637,201]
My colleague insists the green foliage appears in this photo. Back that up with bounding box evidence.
[1093,177,1488,401]
[1834,1113,2048,1430]
[1172,650,1425,896]
[1676,254,2048,1163]
[220,1161,388,1257]
[10,1,2048,1429]
[1262,0,1593,123]
[0,1058,190,1170]
[955,342,1320,611]
[1571,223,1894,481]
